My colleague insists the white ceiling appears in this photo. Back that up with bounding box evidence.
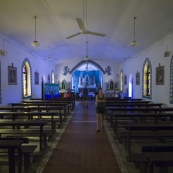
[0,0,173,64]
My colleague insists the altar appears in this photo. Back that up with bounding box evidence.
[78,85,97,92]
[78,74,97,92]
[105,90,120,98]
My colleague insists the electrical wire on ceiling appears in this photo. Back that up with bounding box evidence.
[0,35,39,58]
[44,0,75,59]
[100,0,131,60]
[84,0,89,71]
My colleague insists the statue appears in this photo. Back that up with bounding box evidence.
[110,81,113,89]
[105,66,111,75]
[63,66,70,76]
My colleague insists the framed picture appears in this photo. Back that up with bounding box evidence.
[8,64,17,85]
[156,65,164,85]
[35,71,39,85]
[136,72,140,85]
[124,75,127,85]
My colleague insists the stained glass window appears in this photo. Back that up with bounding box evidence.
[142,58,152,99]
[147,66,151,96]
[22,59,32,99]
[23,65,27,96]
[170,56,173,103]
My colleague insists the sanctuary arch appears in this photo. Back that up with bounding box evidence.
[70,60,106,93]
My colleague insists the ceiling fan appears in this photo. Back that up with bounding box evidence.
[66,18,106,39]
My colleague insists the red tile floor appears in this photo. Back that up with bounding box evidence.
[42,100,122,173]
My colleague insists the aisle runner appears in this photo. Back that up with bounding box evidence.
[35,102,79,173]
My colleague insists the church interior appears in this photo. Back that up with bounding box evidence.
[0,0,173,173]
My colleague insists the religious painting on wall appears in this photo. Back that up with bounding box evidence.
[136,71,140,85]
[156,65,164,85]
[35,71,39,85]
[8,63,17,85]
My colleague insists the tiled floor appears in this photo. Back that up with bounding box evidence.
[41,100,122,173]
[37,101,173,173]
[4,100,172,172]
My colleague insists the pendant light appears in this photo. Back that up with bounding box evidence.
[0,39,7,56]
[31,16,40,47]
[85,41,89,72]
[130,17,139,47]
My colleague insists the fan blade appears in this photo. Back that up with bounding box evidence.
[66,32,81,39]
[87,31,106,37]
[76,18,86,30]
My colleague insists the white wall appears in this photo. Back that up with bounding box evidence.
[0,35,55,106]
[55,59,119,92]
[118,33,173,106]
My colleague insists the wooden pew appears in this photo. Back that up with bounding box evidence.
[106,100,151,104]
[106,97,144,101]
[106,107,173,127]
[126,153,149,173]
[22,100,73,113]
[0,120,48,152]
[0,137,37,171]
[126,152,173,173]
[107,107,173,114]
[0,129,51,148]
[0,111,60,134]
[118,131,173,150]
[141,145,173,152]
[0,139,23,173]
[122,123,173,155]
[0,106,65,123]
[30,96,76,110]
[109,112,173,136]
[105,102,164,108]
[9,102,69,116]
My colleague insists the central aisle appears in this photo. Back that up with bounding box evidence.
[42,100,122,173]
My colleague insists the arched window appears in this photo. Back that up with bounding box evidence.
[147,66,151,96]
[0,61,1,103]
[142,58,152,99]
[22,59,32,99]
[23,65,27,96]
[120,70,123,92]
[170,55,173,103]
[52,71,54,83]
